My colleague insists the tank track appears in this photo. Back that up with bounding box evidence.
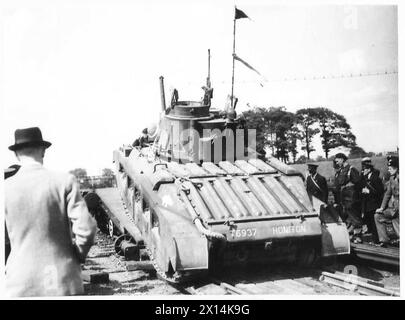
[119,195,194,284]
[145,247,184,284]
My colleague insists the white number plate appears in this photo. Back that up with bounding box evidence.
[230,228,257,239]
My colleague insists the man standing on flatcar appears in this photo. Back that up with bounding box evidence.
[305,163,328,203]
[360,157,384,243]
[374,156,399,247]
[333,153,363,243]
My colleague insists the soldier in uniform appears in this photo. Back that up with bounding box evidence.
[374,156,399,247]
[360,158,384,243]
[333,153,363,243]
[305,163,328,203]
[132,128,150,148]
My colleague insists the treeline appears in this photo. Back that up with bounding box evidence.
[69,168,115,189]
[69,168,114,178]
[242,106,368,163]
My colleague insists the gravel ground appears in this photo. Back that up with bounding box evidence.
[83,231,180,296]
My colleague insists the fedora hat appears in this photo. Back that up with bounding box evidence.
[8,127,52,151]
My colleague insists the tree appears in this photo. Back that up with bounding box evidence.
[272,108,296,163]
[349,146,367,159]
[102,168,114,176]
[295,108,320,159]
[69,168,87,178]
[295,155,308,164]
[314,107,357,159]
[315,155,326,162]
[243,106,298,162]
[286,124,300,163]
[243,107,270,157]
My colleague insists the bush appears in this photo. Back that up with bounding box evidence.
[295,155,308,164]
[316,155,326,162]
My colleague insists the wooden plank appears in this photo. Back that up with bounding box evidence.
[125,260,154,271]
[259,281,301,295]
[82,271,110,284]
[271,279,318,295]
[95,188,142,242]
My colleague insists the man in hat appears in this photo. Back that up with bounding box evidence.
[374,156,399,247]
[4,165,21,263]
[4,127,96,297]
[333,152,363,243]
[360,157,384,243]
[305,163,328,203]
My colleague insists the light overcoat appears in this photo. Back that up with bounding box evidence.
[5,163,96,297]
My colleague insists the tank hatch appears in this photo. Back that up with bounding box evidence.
[166,101,212,120]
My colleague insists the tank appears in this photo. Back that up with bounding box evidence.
[107,75,350,282]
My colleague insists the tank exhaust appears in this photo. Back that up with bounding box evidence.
[159,76,166,112]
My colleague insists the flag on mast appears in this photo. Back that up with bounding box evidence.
[233,53,266,86]
[233,54,261,76]
[235,7,250,20]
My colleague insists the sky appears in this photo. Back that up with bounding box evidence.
[0,0,399,175]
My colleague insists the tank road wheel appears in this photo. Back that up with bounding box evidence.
[114,234,134,256]
[107,218,116,238]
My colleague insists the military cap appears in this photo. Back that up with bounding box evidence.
[387,156,399,168]
[307,163,319,168]
[361,157,373,168]
[142,128,148,134]
[334,153,348,161]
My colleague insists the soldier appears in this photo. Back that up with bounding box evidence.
[305,163,328,203]
[5,127,96,296]
[132,128,150,148]
[360,158,384,243]
[374,156,399,247]
[333,153,363,243]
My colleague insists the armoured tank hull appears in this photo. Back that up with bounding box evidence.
[103,77,350,282]
[110,148,349,281]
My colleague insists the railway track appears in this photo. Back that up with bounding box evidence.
[84,231,400,296]
[350,242,399,267]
